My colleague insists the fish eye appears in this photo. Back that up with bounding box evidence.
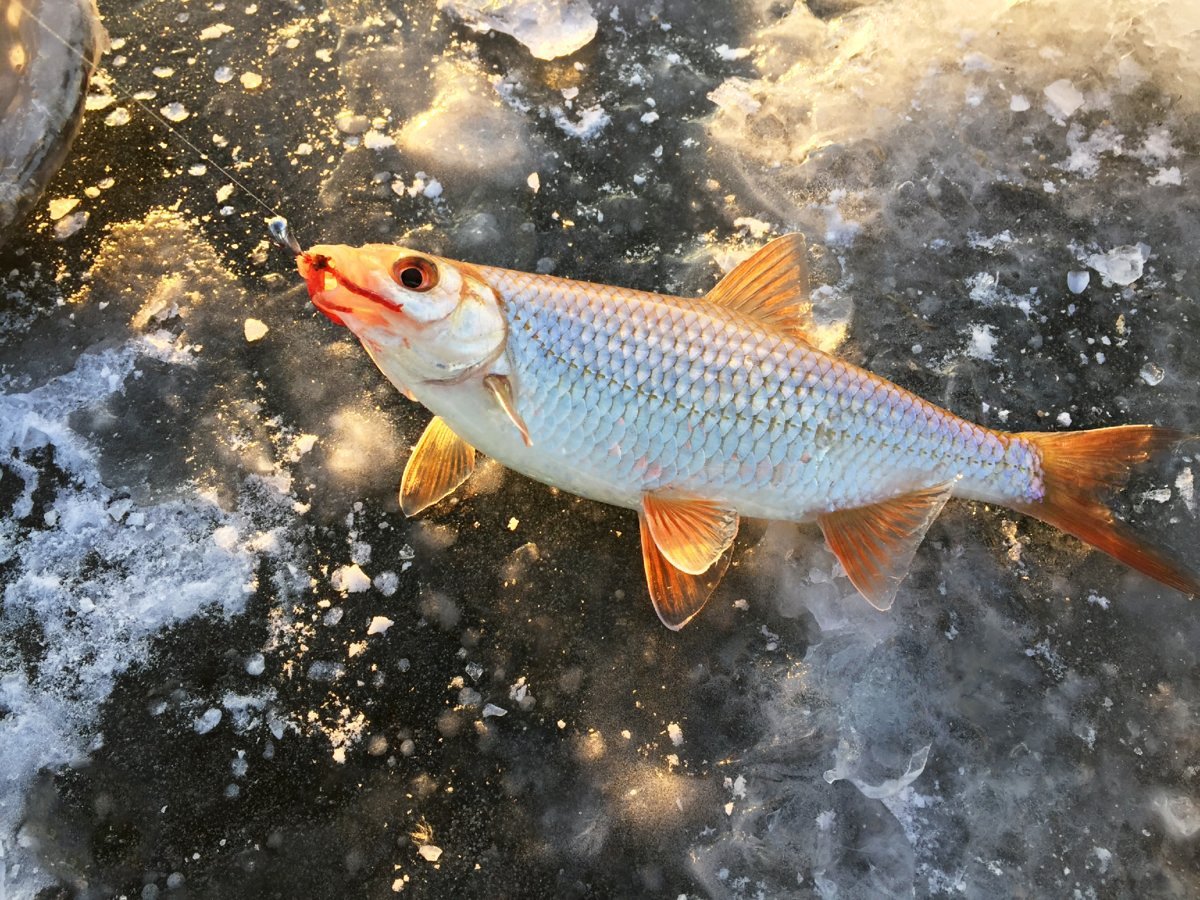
[391,256,438,292]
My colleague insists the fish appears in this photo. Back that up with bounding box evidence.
[281,221,1199,629]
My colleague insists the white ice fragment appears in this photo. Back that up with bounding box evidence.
[331,564,371,593]
[1154,793,1200,839]
[527,172,540,192]
[1085,244,1149,286]
[828,743,931,800]
[733,216,772,239]
[367,616,394,635]
[194,708,223,734]
[715,44,751,61]
[1009,94,1030,112]
[418,844,443,862]
[53,211,88,240]
[212,525,239,550]
[214,66,234,84]
[373,571,399,596]
[1176,467,1195,514]
[482,703,507,718]
[1140,362,1165,386]
[363,130,395,150]
[335,112,370,135]
[307,660,345,682]
[640,110,659,124]
[667,722,684,746]
[243,318,269,342]
[731,774,746,799]
[245,653,266,676]
[1056,412,1072,427]
[200,22,234,40]
[1067,270,1090,294]
[1148,167,1182,186]
[707,78,761,118]
[422,178,443,199]
[438,0,598,60]
[1139,487,1172,505]
[160,102,189,122]
[554,104,611,140]
[964,324,997,361]
[1043,78,1084,117]
[48,197,80,220]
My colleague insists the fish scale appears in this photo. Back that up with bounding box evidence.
[479,265,1029,520]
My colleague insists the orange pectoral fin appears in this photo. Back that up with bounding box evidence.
[399,416,476,516]
[641,493,739,575]
[817,483,954,611]
[483,373,532,447]
[639,509,732,630]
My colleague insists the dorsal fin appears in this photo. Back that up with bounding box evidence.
[706,233,814,342]
[817,483,955,611]
[399,416,476,516]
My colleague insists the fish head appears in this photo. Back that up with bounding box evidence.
[299,243,506,383]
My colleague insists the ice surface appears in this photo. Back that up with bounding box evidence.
[439,0,598,60]
[2,0,1200,897]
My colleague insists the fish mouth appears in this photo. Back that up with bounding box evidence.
[298,251,402,327]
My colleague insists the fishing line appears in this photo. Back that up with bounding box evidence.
[12,0,288,224]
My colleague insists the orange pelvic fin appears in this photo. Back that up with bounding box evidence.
[1016,426,1200,596]
[818,482,955,611]
[639,509,733,630]
[705,233,815,343]
[399,416,476,516]
[641,493,739,575]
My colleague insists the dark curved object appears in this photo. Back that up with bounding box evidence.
[0,0,105,245]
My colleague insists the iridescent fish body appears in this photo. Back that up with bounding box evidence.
[292,232,1198,629]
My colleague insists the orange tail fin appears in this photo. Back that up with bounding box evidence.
[1015,426,1199,597]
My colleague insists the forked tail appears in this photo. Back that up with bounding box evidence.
[1015,426,1199,596]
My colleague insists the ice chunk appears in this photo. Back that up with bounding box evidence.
[1043,78,1084,117]
[194,708,223,734]
[367,615,394,635]
[438,0,597,60]
[1153,793,1200,839]
[331,563,371,593]
[964,324,998,361]
[1140,362,1165,386]
[1009,94,1030,111]
[243,318,269,342]
[1085,244,1150,286]
[1066,270,1089,293]
[1148,167,1182,186]
[418,844,443,862]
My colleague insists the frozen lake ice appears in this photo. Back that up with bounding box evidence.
[2,0,1199,896]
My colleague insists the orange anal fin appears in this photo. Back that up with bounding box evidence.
[483,373,532,447]
[818,483,954,611]
[399,416,476,516]
[639,510,732,630]
[641,493,739,575]
[1017,426,1200,597]
[705,233,815,343]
